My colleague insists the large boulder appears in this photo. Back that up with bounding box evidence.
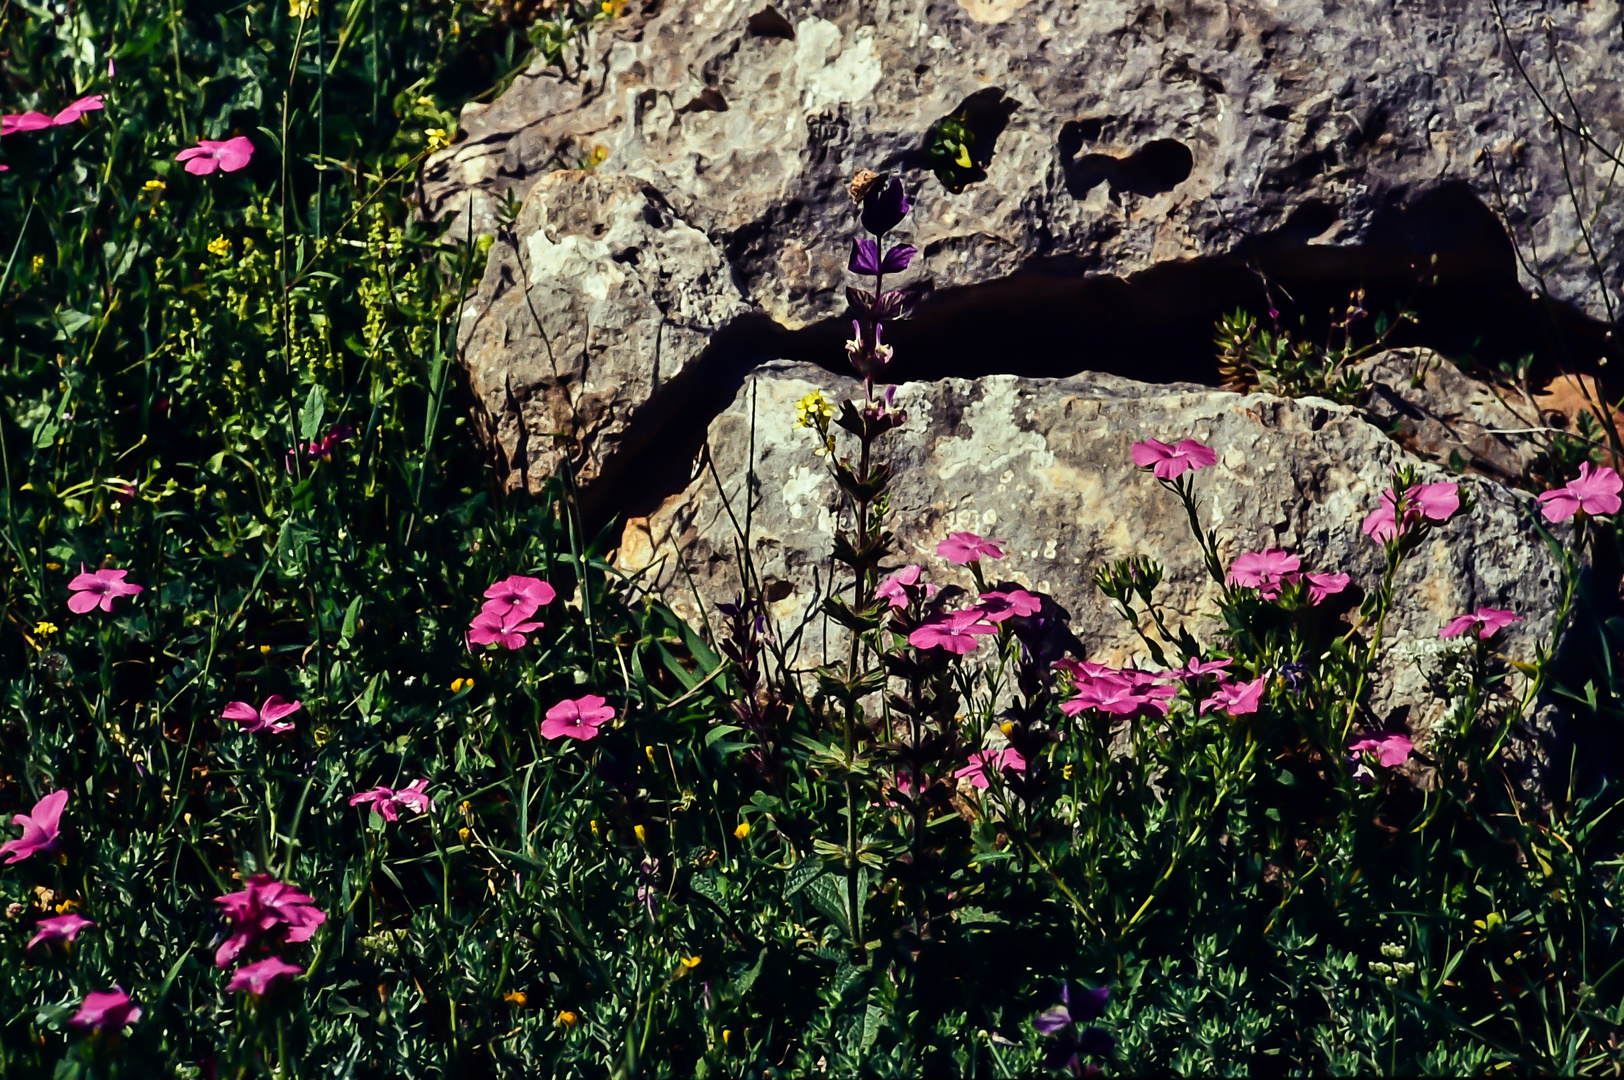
[615,361,1565,749]
[434,0,1621,499]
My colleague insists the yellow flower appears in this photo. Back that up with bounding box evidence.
[142,179,165,193]
[679,955,702,970]
[45,562,61,571]
[56,898,79,913]
[415,96,436,109]
[503,990,527,1007]
[425,128,451,152]
[207,235,231,258]
[459,800,472,815]
[557,1008,578,1027]
[999,721,1014,736]
[586,144,609,169]
[458,827,470,843]
[601,0,626,15]
[733,821,750,840]
[722,1028,733,1048]
[645,744,656,763]
[634,824,647,844]
[289,0,316,17]
[33,621,58,637]
[590,819,601,839]
[795,389,833,429]
[311,724,332,747]
[1062,763,1074,780]
[259,644,272,655]
[31,255,45,275]
[451,677,471,693]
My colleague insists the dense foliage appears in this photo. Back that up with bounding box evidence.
[3,2,1623,1077]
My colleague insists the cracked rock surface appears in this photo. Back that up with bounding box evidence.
[616,362,1564,751]
[434,0,1622,498]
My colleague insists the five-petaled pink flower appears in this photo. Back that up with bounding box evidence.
[222,695,301,735]
[954,747,1027,790]
[1,790,68,864]
[226,956,304,995]
[935,532,1006,565]
[1227,549,1301,599]
[176,135,255,175]
[1537,462,1623,523]
[1061,666,1175,718]
[976,588,1042,623]
[27,912,94,950]
[466,604,545,651]
[1439,607,1522,640]
[3,95,103,136]
[1361,482,1460,542]
[876,565,933,608]
[1348,732,1414,769]
[907,609,999,654]
[1200,674,1269,716]
[1131,437,1217,480]
[541,695,616,741]
[483,574,556,617]
[67,565,143,613]
[213,874,327,968]
[70,987,141,1032]
[1305,572,1351,605]
[349,779,435,821]
[1162,656,1232,682]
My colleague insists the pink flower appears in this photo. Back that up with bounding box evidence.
[349,779,435,821]
[52,95,104,125]
[1062,668,1176,717]
[175,135,254,175]
[1361,482,1460,542]
[1131,437,1217,480]
[70,988,141,1032]
[466,604,545,650]
[1228,549,1301,599]
[976,588,1042,622]
[1305,572,1350,605]
[876,565,933,608]
[221,695,301,735]
[954,747,1027,790]
[307,423,354,461]
[907,609,999,654]
[541,695,616,741]
[935,532,1006,565]
[67,564,143,613]
[1439,607,1522,640]
[482,574,556,619]
[1055,658,1118,683]
[213,874,326,968]
[27,912,94,950]
[1162,656,1232,682]
[2,112,53,135]
[226,956,303,995]
[1,790,69,864]
[1537,462,1623,523]
[1200,674,1269,716]
[1348,732,1414,769]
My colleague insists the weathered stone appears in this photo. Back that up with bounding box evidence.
[616,361,1566,748]
[434,0,1622,498]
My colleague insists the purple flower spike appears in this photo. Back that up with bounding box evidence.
[861,178,910,237]
[849,238,881,276]
[879,243,916,274]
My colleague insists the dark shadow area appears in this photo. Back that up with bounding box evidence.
[1060,135,1194,200]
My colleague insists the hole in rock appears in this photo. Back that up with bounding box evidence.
[746,6,795,39]
[920,88,1020,193]
[1060,136,1194,200]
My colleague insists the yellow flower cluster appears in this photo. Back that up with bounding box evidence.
[33,621,58,637]
[425,128,451,152]
[207,235,232,258]
[450,676,472,693]
[795,389,833,428]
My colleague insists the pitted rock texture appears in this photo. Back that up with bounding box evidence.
[615,362,1565,745]
[435,0,1621,496]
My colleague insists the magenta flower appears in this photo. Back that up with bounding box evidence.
[908,609,999,654]
[876,565,932,608]
[66,565,143,613]
[1130,437,1217,480]
[221,695,301,735]
[1,790,68,864]
[1361,482,1460,542]
[1227,549,1301,600]
[936,532,1006,565]
[226,956,304,995]
[175,135,254,175]
[1061,668,1176,717]
[1,111,53,135]
[482,574,556,618]
[349,779,435,821]
[466,604,545,650]
[27,912,94,950]
[1305,572,1351,605]
[1200,674,1269,716]
[1163,656,1232,681]
[976,588,1042,623]
[213,875,326,968]
[1055,658,1118,683]
[541,695,616,741]
[70,988,141,1032]
[1537,461,1623,523]
[1439,607,1522,640]
[1348,732,1414,769]
[954,747,1027,790]
[52,95,104,125]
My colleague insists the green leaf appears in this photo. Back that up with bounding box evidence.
[299,384,328,441]
[783,860,824,900]
[704,723,744,749]
[340,595,363,643]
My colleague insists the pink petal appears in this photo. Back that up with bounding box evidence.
[1130,439,1174,468]
[52,95,104,125]
[215,135,254,172]
[259,695,302,723]
[67,591,103,614]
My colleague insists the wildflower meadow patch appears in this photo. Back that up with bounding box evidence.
[3,1,1624,1077]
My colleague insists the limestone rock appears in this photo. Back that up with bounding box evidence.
[434,0,1622,497]
[616,362,1566,745]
